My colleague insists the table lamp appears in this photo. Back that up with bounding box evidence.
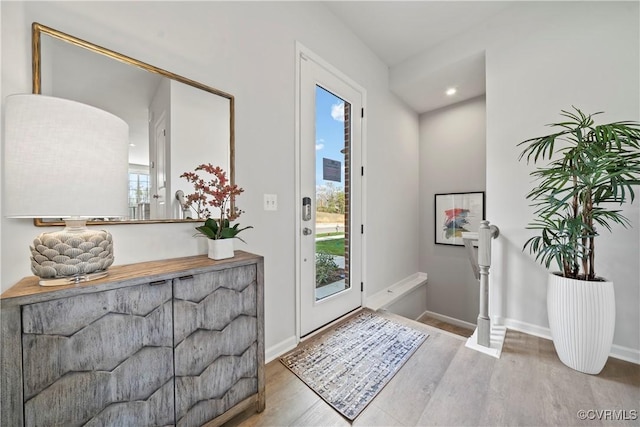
[4,94,129,286]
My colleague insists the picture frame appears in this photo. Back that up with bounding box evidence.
[434,191,485,246]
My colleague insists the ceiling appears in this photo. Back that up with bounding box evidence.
[323,1,516,113]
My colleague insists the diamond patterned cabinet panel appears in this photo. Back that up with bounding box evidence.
[21,281,174,427]
[173,266,260,427]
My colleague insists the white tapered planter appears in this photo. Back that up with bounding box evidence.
[547,273,615,375]
[207,238,234,260]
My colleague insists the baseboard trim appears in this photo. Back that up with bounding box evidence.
[503,318,552,340]
[365,272,428,311]
[610,343,640,365]
[504,318,640,365]
[420,310,477,330]
[265,335,297,364]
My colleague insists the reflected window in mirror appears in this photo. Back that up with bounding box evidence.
[128,166,151,220]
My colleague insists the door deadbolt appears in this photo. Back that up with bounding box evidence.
[302,197,311,221]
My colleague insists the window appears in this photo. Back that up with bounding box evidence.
[128,165,150,218]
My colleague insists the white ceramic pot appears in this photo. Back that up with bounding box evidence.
[207,238,234,260]
[547,273,615,374]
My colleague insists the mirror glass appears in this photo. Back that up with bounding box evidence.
[33,23,234,225]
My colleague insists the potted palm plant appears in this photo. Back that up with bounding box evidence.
[518,107,640,374]
[181,164,252,260]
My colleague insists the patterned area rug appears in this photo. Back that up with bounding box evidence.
[280,309,428,420]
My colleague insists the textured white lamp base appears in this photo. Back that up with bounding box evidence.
[547,274,615,375]
[30,219,114,286]
[39,271,109,287]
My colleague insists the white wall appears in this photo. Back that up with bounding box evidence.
[419,96,486,324]
[387,284,429,320]
[170,80,230,219]
[402,1,639,359]
[486,1,640,356]
[0,1,420,355]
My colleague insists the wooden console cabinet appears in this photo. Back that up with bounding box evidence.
[1,251,264,427]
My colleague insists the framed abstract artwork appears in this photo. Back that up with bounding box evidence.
[434,192,485,246]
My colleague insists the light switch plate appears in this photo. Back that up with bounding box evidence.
[264,194,277,211]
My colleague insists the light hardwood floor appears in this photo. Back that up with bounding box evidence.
[225,310,640,427]
[416,314,474,338]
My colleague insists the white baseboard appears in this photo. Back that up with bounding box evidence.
[503,318,552,340]
[365,272,428,311]
[610,343,640,365]
[265,335,297,364]
[504,317,640,365]
[420,310,477,331]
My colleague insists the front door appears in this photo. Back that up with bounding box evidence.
[150,112,167,219]
[298,47,364,337]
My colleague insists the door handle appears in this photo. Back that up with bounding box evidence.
[303,227,313,236]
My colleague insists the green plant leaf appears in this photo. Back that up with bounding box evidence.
[517,107,640,280]
[195,225,216,239]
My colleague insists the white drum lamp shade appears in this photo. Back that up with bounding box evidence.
[5,94,129,218]
[3,94,129,285]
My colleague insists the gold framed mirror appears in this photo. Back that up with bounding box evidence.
[32,22,235,226]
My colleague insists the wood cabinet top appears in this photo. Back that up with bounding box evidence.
[1,251,263,307]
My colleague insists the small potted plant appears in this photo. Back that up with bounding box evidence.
[181,164,252,260]
[518,107,640,374]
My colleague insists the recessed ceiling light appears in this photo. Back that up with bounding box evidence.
[129,143,136,147]
[446,87,457,96]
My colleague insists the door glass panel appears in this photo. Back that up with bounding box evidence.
[315,85,350,301]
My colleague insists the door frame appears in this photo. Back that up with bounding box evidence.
[294,42,368,341]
